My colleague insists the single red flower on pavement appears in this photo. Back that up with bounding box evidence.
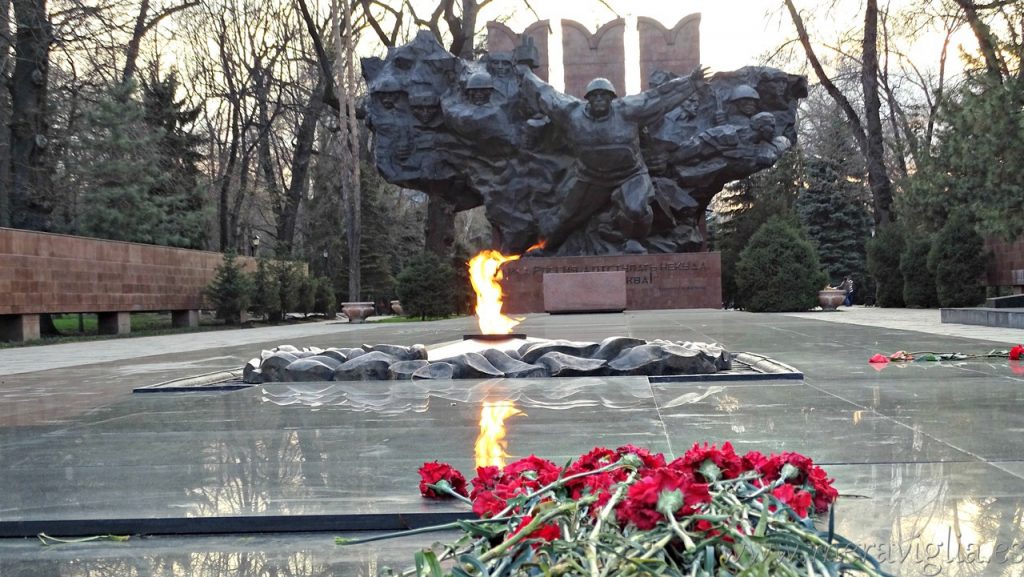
[1010,345,1024,361]
[869,354,890,364]
[418,461,468,499]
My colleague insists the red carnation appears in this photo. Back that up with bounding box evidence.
[504,455,561,489]
[512,515,561,543]
[672,441,745,481]
[616,444,667,471]
[772,484,813,518]
[617,468,710,530]
[471,490,505,518]
[418,461,468,499]
[1010,345,1024,361]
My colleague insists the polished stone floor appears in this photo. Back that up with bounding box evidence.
[2,310,1024,576]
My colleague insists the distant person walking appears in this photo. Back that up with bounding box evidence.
[841,276,855,306]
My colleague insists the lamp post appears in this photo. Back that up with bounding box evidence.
[321,248,329,277]
[251,234,260,257]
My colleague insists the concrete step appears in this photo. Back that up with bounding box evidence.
[941,307,1024,329]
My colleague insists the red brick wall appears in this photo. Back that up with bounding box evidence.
[486,20,551,82]
[561,18,626,99]
[986,236,1024,288]
[638,15,701,84]
[0,228,256,315]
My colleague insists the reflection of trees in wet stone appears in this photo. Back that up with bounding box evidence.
[362,31,806,256]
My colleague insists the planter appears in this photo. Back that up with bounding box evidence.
[817,289,846,312]
[341,302,375,324]
[390,300,404,316]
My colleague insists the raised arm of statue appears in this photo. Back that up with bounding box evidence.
[621,67,707,126]
[518,66,579,125]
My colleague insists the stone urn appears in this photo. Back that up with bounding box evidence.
[389,300,404,316]
[341,302,375,324]
[817,289,846,311]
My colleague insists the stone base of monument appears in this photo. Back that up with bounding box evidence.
[543,271,626,313]
[503,252,722,313]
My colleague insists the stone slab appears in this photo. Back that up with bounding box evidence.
[543,271,626,313]
[502,252,722,313]
[941,307,1024,329]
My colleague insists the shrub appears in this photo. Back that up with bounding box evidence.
[396,251,458,320]
[866,223,905,307]
[251,257,282,322]
[900,233,938,308]
[274,260,302,317]
[297,274,316,316]
[929,211,986,307]
[735,217,828,312]
[205,251,251,324]
[313,278,337,318]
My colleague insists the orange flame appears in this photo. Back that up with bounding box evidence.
[468,249,522,334]
[474,401,523,468]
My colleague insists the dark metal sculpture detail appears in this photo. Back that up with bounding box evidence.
[362,31,807,256]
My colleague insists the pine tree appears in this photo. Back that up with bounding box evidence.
[928,211,986,307]
[866,223,905,307]
[142,72,209,249]
[796,156,873,291]
[735,217,828,312]
[713,149,803,307]
[901,77,1024,240]
[899,232,938,308]
[76,82,165,243]
[206,251,251,324]
[396,251,457,319]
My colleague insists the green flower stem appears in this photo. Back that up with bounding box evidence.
[335,516,515,546]
[479,500,584,564]
[590,470,637,577]
[426,482,473,504]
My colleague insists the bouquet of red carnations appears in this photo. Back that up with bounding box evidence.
[341,442,892,576]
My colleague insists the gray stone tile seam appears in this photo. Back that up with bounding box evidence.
[800,376,994,469]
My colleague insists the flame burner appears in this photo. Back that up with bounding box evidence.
[463,334,527,341]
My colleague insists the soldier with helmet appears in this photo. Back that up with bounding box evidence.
[519,66,707,254]
[719,84,760,128]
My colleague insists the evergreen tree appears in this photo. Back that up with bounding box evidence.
[928,211,986,307]
[735,216,828,312]
[713,149,803,307]
[899,232,938,308]
[901,77,1024,240]
[142,72,209,249]
[205,251,251,324]
[251,257,282,321]
[796,157,872,292]
[396,251,457,319]
[76,82,165,243]
[866,224,905,307]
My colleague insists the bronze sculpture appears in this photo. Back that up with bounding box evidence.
[361,31,807,257]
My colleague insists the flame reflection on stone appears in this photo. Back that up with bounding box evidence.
[474,400,523,468]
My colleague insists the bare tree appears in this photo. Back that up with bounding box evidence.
[9,0,54,230]
[784,0,895,225]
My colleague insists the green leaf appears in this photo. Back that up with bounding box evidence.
[414,550,443,577]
